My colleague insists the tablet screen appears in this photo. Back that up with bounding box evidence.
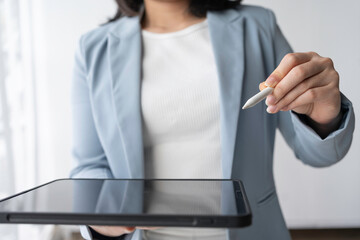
[0,179,251,227]
[0,179,247,216]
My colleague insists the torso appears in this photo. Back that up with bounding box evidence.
[141,20,226,240]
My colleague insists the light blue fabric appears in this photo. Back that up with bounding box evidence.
[70,5,355,240]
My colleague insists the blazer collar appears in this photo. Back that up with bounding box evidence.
[108,8,245,179]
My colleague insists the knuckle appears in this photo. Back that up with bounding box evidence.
[308,51,319,57]
[332,70,340,81]
[322,57,334,67]
[308,89,317,99]
[293,65,307,79]
[330,78,340,89]
[285,53,300,65]
[284,53,293,61]
[326,69,340,86]
[285,53,300,66]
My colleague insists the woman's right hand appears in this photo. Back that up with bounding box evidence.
[89,225,159,237]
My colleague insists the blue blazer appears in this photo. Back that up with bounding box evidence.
[70,5,355,240]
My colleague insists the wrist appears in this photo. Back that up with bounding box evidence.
[303,109,344,139]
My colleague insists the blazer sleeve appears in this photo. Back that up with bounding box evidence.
[70,36,114,179]
[267,9,356,167]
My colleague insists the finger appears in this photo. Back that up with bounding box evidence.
[269,59,326,105]
[281,85,331,113]
[136,226,160,230]
[90,226,136,236]
[123,227,136,233]
[259,82,266,91]
[268,70,329,112]
[265,52,315,87]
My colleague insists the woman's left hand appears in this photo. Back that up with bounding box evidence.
[259,52,341,125]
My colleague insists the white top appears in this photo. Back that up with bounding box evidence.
[141,20,222,179]
[141,20,225,240]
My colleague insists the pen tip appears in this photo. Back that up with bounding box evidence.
[242,99,252,109]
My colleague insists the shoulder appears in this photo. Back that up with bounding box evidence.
[232,4,276,22]
[219,4,278,32]
[235,4,273,17]
[76,18,130,70]
[78,21,116,54]
[77,16,138,59]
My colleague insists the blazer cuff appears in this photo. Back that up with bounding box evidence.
[290,92,355,166]
[80,226,93,240]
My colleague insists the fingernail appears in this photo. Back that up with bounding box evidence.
[265,76,277,87]
[267,105,277,114]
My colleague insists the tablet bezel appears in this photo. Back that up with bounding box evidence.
[0,179,252,228]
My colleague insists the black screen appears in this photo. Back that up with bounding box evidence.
[0,179,248,217]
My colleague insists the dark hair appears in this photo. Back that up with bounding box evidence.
[108,0,243,22]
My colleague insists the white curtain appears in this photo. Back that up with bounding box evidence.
[0,0,81,238]
[0,0,116,238]
[0,0,39,239]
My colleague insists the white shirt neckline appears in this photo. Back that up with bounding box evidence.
[142,20,208,39]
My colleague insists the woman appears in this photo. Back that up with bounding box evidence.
[70,0,355,239]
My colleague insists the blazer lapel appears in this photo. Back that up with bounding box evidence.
[108,17,144,178]
[208,10,245,179]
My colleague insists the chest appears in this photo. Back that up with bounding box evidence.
[141,23,221,146]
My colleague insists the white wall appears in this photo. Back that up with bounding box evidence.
[31,0,116,183]
[32,0,360,228]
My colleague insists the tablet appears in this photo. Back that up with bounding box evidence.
[0,179,251,228]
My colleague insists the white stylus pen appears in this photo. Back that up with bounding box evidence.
[242,87,274,109]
